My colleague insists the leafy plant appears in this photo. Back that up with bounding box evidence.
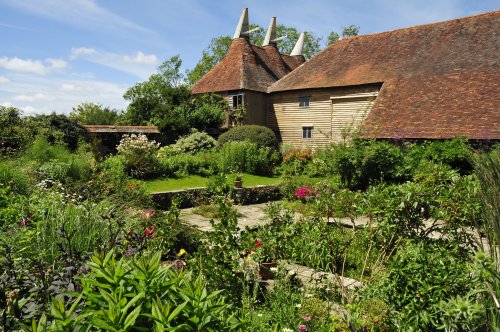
[218,125,278,150]
[64,250,242,331]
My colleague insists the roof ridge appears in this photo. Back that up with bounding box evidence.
[337,9,499,43]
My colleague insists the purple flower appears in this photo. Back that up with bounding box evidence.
[298,324,308,332]
[172,259,186,269]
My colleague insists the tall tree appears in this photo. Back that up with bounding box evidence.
[123,55,190,126]
[70,102,121,125]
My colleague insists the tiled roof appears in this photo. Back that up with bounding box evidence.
[191,38,305,94]
[83,125,160,134]
[269,10,500,139]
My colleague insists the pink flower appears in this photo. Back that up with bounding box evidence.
[303,316,312,322]
[298,324,308,332]
[255,241,262,248]
[141,209,155,219]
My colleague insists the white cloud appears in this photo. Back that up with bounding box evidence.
[0,57,48,74]
[13,93,54,102]
[0,72,129,115]
[123,51,158,65]
[0,76,10,84]
[1,102,13,107]
[0,57,68,75]
[70,47,97,60]
[59,83,79,91]
[46,58,68,70]
[70,48,158,79]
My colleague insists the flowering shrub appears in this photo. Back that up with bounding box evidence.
[283,149,312,164]
[279,149,314,176]
[116,134,160,178]
[172,130,216,154]
[294,185,317,202]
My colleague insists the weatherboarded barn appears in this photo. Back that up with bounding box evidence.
[268,10,500,147]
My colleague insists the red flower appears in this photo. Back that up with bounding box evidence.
[145,226,155,237]
[127,183,131,187]
[135,183,139,187]
[255,241,262,248]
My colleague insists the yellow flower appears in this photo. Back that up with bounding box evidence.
[177,248,187,257]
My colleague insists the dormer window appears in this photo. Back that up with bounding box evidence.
[299,96,310,107]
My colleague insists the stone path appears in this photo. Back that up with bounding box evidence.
[179,201,371,232]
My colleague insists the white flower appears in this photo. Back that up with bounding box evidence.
[287,270,296,276]
[295,303,302,308]
[270,267,278,272]
[282,328,294,332]
[257,313,263,317]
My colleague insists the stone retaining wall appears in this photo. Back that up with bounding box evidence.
[151,185,282,210]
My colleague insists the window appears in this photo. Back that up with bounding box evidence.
[302,126,313,139]
[299,96,310,107]
[230,94,243,109]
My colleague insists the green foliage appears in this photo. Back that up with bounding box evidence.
[327,25,360,45]
[0,106,28,155]
[0,159,32,195]
[159,152,215,178]
[123,55,191,126]
[70,102,121,125]
[218,125,278,149]
[403,137,473,175]
[217,141,276,176]
[196,195,243,298]
[188,103,226,131]
[23,136,93,182]
[54,250,241,331]
[474,150,500,330]
[372,240,481,331]
[279,149,313,176]
[23,113,84,151]
[117,134,161,179]
[173,131,217,154]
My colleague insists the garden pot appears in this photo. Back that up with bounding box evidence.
[234,180,243,188]
[259,261,277,280]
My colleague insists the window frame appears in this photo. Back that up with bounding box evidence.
[302,126,313,139]
[229,94,244,110]
[299,96,310,108]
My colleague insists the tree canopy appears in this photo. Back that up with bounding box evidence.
[70,102,121,125]
[326,25,360,45]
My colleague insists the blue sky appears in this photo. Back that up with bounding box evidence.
[0,0,498,115]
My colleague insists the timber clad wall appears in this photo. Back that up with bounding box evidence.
[244,91,267,126]
[268,85,381,148]
[223,91,268,127]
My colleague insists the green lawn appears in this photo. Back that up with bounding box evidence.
[144,174,281,193]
